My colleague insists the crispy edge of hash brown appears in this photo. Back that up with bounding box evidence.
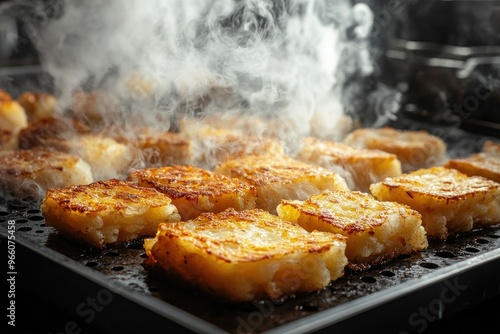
[128,165,257,220]
[295,137,402,192]
[144,208,347,302]
[0,148,94,199]
[370,167,500,240]
[214,154,349,213]
[277,190,427,270]
[445,154,500,183]
[343,127,447,172]
[42,179,181,248]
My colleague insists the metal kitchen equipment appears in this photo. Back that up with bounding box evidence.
[2,197,500,334]
[2,1,500,333]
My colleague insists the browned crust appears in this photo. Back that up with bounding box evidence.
[280,190,420,233]
[105,126,190,147]
[18,116,91,149]
[138,131,190,148]
[152,208,346,263]
[301,136,398,163]
[0,129,17,150]
[129,165,256,199]
[215,155,338,186]
[378,166,499,202]
[445,154,500,183]
[0,148,81,177]
[44,178,173,213]
[18,92,56,117]
[345,127,445,152]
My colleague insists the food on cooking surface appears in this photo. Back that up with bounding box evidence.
[19,114,191,175]
[105,126,193,167]
[444,140,500,183]
[179,113,270,137]
[370,166,500,240]
[42,179,181,248]
[19,119,133,180]
[277,190,427,270]
[482,140,500,156]
[445,154,500,183]
[186,127,285,170]
[0,98,27,133]
[18,116,91,149]
[294,137,401,192]
[343,127,447,172]
[144,208,348,302]
[214,154,349,213]
[128,165,257,221]
[18,92,57,121]
[0,148,93,199]
[0,129,17,151]
[135,131,193,167]
[46,134,134,180]
[71,90,119,127]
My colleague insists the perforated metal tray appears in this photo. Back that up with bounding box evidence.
[1,200,500,334]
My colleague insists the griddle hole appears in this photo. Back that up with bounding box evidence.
[27,209,40,214]
[360,276,377,283]
[35,230,44,234]
[85,261,98,267]
[16,219,28,224]
[476,238,489,244]
[0,211,9,216]
[380,270,395,277]
[104,251,120,257]
[487,234,500,239]
[465,247,480,253]
[29,215,45,221]
[140,253,148,259]
[127,242,144,250]
[435,251,456,258]
[39,224,45,227]
[18,226,32,232]
[419,262,439,269]
[111,266,124,271]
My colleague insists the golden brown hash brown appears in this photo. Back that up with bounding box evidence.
[370,166,500,240]
[343,127,446,172]
[295,136,401,192]
[0,148,93,198]
[277,190,427,270]
[214,154,349,213]
[128,165,257,220]
[42,179,180,248]
[144,208,347,302]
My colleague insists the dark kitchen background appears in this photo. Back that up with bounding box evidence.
[2,0,500,333]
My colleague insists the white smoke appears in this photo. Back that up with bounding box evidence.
[7,0,376,140]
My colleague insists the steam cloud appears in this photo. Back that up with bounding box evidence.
[5,0,378,140]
